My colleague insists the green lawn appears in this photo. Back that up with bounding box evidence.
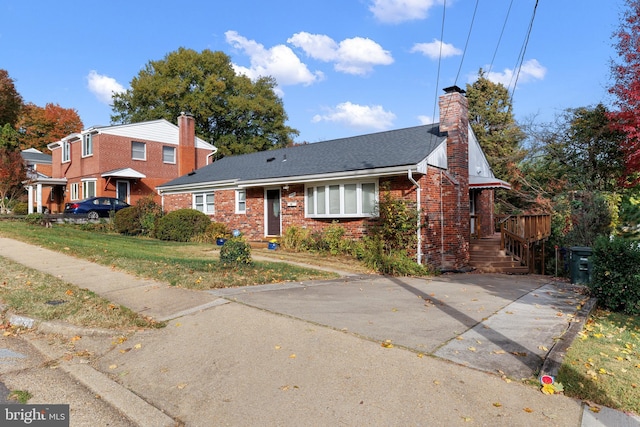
[558,309,640,414]
[0,220,336,289]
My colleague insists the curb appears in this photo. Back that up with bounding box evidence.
[7,314,176,427]
[539,296,598,379]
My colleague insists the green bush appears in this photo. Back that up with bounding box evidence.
[220,237,252,266]
[281,226,312,251]
[358,235,430,276]
[155,209,211,242]
[24,213,44,225]
[12,202,28,215]
[136,196,164,237]
[114,207,141,235]
[589,236,640,316]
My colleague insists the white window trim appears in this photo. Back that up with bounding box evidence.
[236,189,246,214]
[82,133,93,157]
[305,180,378,219]
[162,146,176,164]
[132,141,146,161]
[70,183,79,201]
[62,141,71,163]
[193,192,215,214]
[81,179,97,199]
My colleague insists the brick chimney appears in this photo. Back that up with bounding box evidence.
[438,85,470,269]
[178,112,196,176]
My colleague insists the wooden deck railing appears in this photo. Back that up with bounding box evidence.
[499,214,551,273]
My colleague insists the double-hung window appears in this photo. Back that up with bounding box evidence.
[82,133,93,157]
[62,141,71,163]
[82,179,96,198]
[132,141,146,160]
[194,192,214,214]
[163,146,176,164]
[236,189,246,214]
[306,181,377,218]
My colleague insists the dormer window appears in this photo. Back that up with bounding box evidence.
[62,141,71,163]
[82,133,93,157]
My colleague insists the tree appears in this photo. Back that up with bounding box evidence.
[16,103,83,152]
[608,0,640,185]
[0,69,23,128]
[0,124,26,213]
[111,48,298,156]
[466,70,525,181]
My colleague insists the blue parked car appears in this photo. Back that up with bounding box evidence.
[64,197,130,220]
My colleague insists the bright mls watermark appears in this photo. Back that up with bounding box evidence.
[0,405,69,426]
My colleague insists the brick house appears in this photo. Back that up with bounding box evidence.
[157,87,509,270]
[26,114,216,214]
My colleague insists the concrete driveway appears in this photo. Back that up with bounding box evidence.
[209,273,585,380]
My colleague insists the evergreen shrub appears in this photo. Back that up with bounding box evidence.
[590,236,640,316]
[155,209,211,242]
[220,237,252,266]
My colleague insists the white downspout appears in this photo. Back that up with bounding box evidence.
[206,147,219,165]
[407,169,422,265]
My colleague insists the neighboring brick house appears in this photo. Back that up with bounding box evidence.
[26,114,216,213]
[21,148,63,214]
[157,87,509,270]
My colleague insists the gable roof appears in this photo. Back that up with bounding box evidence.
[158,124,446,191]
[21,148,52,165]
[47,119,215,151]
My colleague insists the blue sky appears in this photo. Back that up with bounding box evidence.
[0,1,624,144]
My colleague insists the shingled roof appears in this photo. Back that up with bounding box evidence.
[159,123,445,189]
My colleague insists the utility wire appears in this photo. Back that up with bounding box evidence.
[487,0,515,75]
[509,0,539,105]
[431,0,447,131]
[454,0,480,86]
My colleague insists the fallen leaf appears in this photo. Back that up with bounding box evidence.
[289,354,296,358]
[70,335,81,342]
[109,364,117,370]
[65,289,74,296]
[417,353,424,358]
[523,407,534,413]
[511,351,527,357]
[177,383,187,389]
[174,323,182,327]
[493,350,506,355]
[433,380,440,385]
[461,416,472,422]
[134,343,142,350]
[468,347,477,352]
[381,340,394,348]
[538,345,549,352]
[493,402,502,407]
[589,406,601,413]
[274,345,281,350]
[541,384,555,395]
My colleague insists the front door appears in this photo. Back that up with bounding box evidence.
[116,181,130,203]
[266,189,281,236]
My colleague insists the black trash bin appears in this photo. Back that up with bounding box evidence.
[569,246,592,284]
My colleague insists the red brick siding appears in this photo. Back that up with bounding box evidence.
[50,133,210,206]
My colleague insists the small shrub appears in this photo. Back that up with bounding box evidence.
[323,222,346,255]
[358,236,430,276]
[192,222,231,244]
[24,213,44,225]
[136,196,164,237]
[114,207,141,235]
[12,202,28,215]
[281,226,312,252]
[220,237,252,266]
[155,209,211,242]
[589,236,640,316]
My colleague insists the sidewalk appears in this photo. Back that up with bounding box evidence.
[1,236,639,426]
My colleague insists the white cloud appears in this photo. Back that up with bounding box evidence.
[417,115,434,124]
[312,102,396,130]
[482,59,547,87]
[369,0,442,24]
[411,39,462,60]
[86,70,125,105]
[288,32,393,76]
[225,30,322,87]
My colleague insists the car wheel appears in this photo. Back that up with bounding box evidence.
[87,211,99,220]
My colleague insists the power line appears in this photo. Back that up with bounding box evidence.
[509,0,539,104]
[454,0,480,86]
[488,0,515,76]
